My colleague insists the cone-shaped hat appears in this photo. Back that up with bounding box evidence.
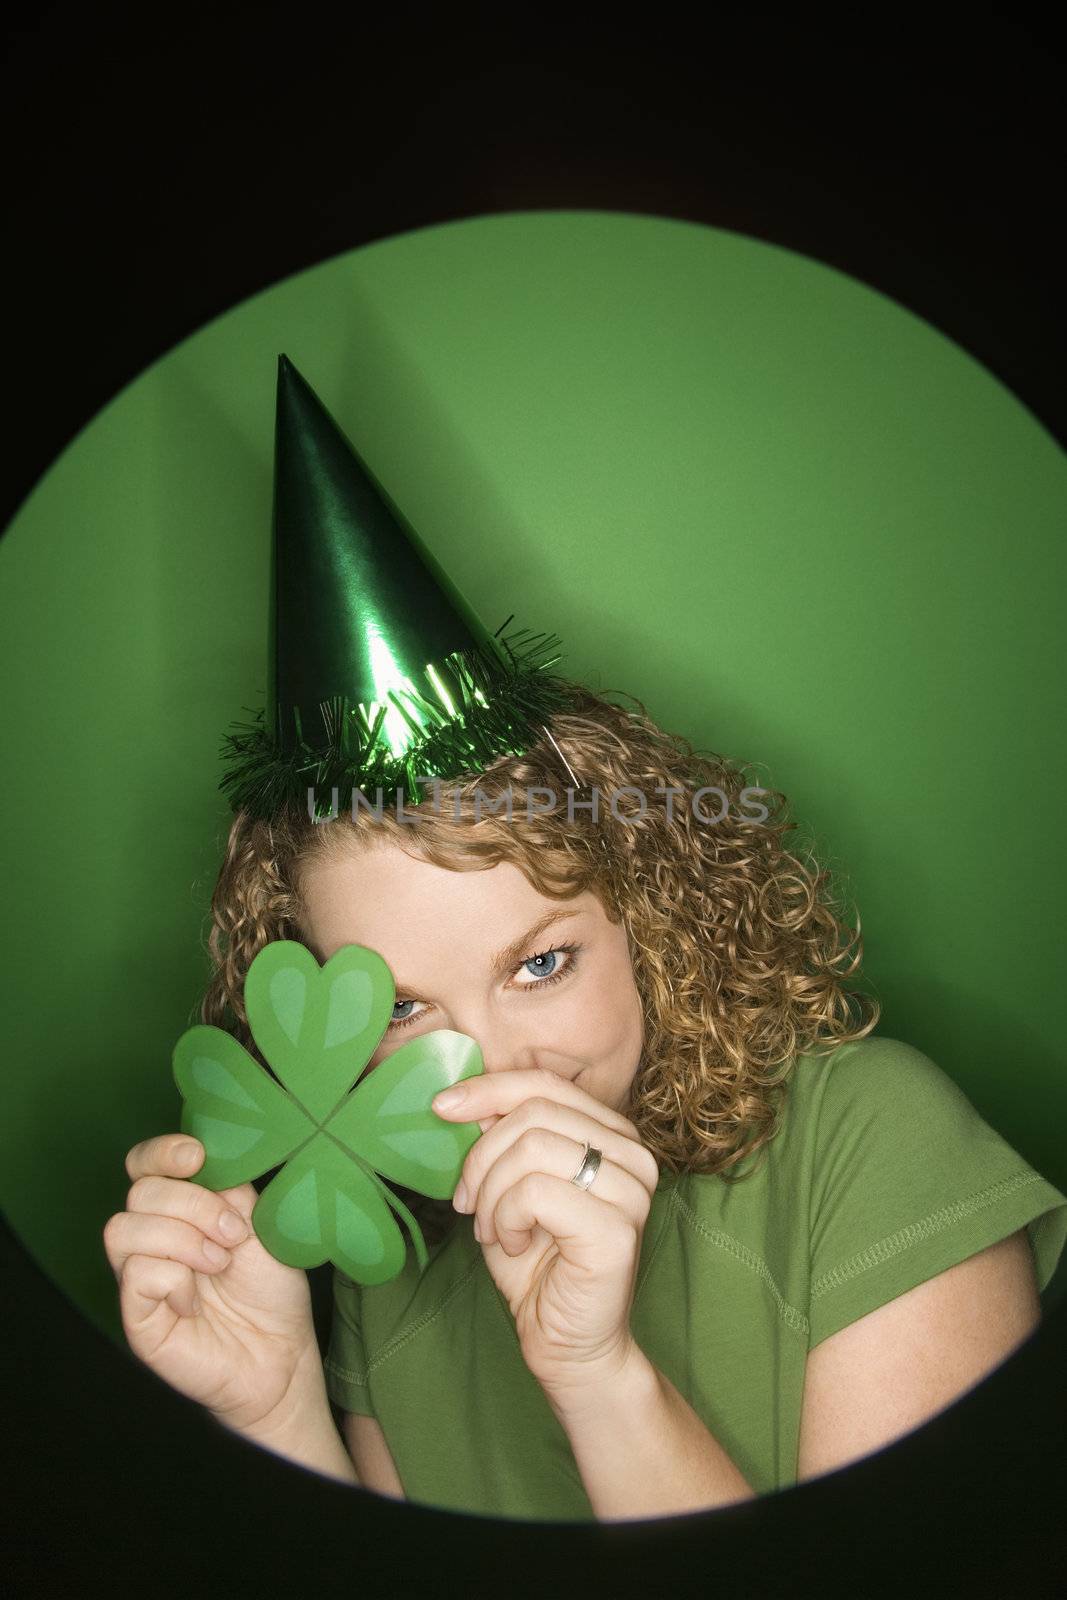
[218,356,575,821]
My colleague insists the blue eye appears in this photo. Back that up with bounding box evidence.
[523,950,559,977]
[386,940,582,1030]
[513,942,582,987]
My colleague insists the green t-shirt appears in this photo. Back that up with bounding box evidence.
[323,1035,1067,1521]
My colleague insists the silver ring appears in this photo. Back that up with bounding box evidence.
[570,1141,602,1191]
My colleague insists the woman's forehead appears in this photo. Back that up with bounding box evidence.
[300,845,603,955]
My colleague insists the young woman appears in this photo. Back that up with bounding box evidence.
[103,685,1066,1522]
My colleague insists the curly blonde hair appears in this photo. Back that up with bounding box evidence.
[199,680,879,1246]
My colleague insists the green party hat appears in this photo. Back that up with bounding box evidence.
[218,355,576,821]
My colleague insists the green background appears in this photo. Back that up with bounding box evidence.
[2,210,1064,1343]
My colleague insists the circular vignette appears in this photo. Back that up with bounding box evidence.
[1,210,1064,1529]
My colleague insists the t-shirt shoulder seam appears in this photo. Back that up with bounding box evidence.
[323,1353,371,1389]
[670,1188,809,1336]
[810,1168,1044,1299]
[327,1255,484,1384]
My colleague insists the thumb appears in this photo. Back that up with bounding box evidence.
[215,1181,261,1224]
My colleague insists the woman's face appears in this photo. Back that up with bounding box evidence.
[297,838,646,1115]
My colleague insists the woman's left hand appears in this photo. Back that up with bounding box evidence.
[431,1068,661,1405]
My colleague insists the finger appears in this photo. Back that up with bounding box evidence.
[476,1133,651,1248]
[458,1098,659,1214]
[433,1066,642,1142]
[490,1171,640,1265]
[123,1171,250,1251]
[212,1180,261,1226]
[120,1254,201,1327]
[103,1209,236,1283]
[125,1133,205,1183]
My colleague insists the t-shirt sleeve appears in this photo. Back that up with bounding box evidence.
[806,1037,1067,1349]
[323,1268,377,1416]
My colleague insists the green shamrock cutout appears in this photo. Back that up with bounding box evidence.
[172,940,484,1285]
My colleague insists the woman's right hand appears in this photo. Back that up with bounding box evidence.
[103,1134,319,1432]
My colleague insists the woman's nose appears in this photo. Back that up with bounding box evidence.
[479,1053,537,1077]
[450,1014,538,1077]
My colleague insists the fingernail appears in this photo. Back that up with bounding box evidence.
[433,1085,466,1111]
[203,1240,229,1266]
[177,1141,199,1164]
[453,1180,469,1212]
[218,1210,246,1241]
[473,1215,483,1242]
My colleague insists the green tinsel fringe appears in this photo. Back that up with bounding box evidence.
[218,617,578,822]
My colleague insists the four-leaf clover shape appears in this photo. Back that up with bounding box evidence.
[172,940,484,1284]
